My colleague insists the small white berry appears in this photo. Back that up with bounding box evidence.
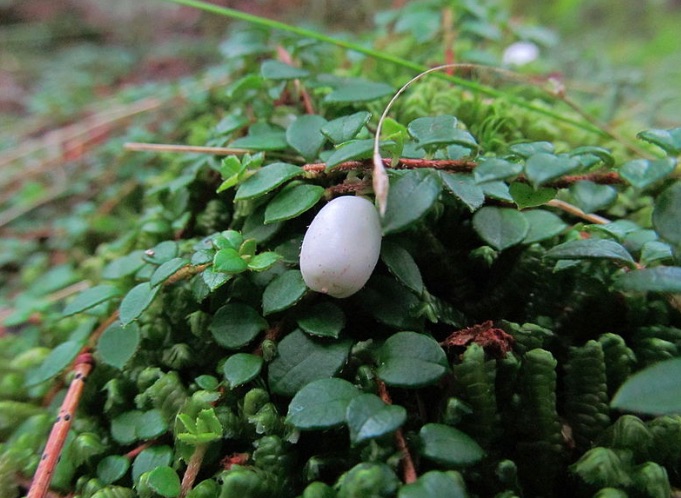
[502,41,539,66]
[300,196,382,298]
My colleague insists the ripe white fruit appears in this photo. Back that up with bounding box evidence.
[300,196,382,298]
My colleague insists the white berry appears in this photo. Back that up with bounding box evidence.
[300,196,382,298]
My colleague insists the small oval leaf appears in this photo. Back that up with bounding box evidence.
[63,285,121,316]
[286,115,327,161]
[615,266,681,293]
[264,183,325,224]
[222,353,263,387]
[472,207,529,250]
[377,331,448,388]
[419,423,485,466]
[119,282,160,326]
[269,329,352,396]
[97,322,140,369]
[234,162,303,201]
[287,377,360,429]
[382,170,442,235]
[209,303,268,349]
[346,393,407,444]
[545,239,634,266]
[297,301,346,338]
[612,358,681,415]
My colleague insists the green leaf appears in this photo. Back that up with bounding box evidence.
[612,358,681,415]
[569,146,615,168]
[111,411,142,445]
[321,112,371,144]
[398,471,468,498]
[570,181,617,213]
[261,59,310,80]
[132,446,173,484]
[242,204,283,243]
[214,230,244,250]
[381,241,424,294]
[102,251,146,279]
[418,423,485,466]
[410,117,478,151]
[150,258,188,287]
[145,466,181,498]
[143,241,178,264]
[297,301,346,338]
[640,241,674,265]
[177,409,222,444]
[264,183,325,223]
[119,282,160,326]
[325,139,393,169]
[509,182,556,209]
[637,127,681,155]
[209,303,268,349]
[247,252,282,272]
[524,153,580,188]
[286,115,327,161]
[440,173,484,212]
[231,129,288,151]
[472,207,529,250]
[97,455,130,485]
[287,377,359,429]
[409,115,458,149]
[592,220,641,241]
[268,329,352,396]
[234,162,303,200]
[63,285,121,316]
[97,322,140,369]
[346,393,407,444]
[522,210,567,243]
[615,266,681,293]
[222,353,263,387]
[359,276,422,329]
[27,340,82,386]
[239,238,257,257]
[213,248,248,274]
[377,331,448,388]
[474,158,522,183]
[110,410,168,444]
[653,182,681,247]
[325,80,393,103]
[545,239,635,266]
[509,141,554,158]
[480,181,513,202]
[382,170,442,234]
[136,409,169,440]
[201,267,231,292]
[195,375,220,391]
[262,269,307,315]
[217,156,247,192]
[620,158,676,189]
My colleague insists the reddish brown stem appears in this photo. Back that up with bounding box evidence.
[304,157,477,174]
[303,157,626,187]
[276,46,315,115]
[376,378,417,484]
[180,444,208,498]
[27,352,94,498]
[16,477,66,498]
[164,263,210,286]
[124,441,155,460]
[252,322,284,356]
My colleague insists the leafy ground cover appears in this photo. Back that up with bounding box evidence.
[1,1,681,497]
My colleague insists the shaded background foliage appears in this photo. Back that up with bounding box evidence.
[1,1,681,498]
